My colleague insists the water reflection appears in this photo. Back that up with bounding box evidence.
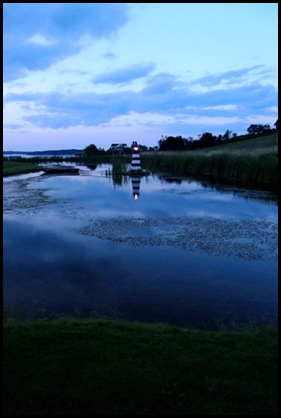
[112,172,123,187]
[102,164,142,200]
[158,175,183,184]
[131,176,141,200]
[110,172,142,200]
[3,163,278,329]
[83,162,98,171]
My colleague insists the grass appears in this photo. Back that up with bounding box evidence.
[3,318,277,415]
[142,132,278,190]
[109,158,149,176]
[3,159,42,176]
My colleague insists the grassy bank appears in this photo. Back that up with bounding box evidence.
[3,159,42,176]
[142,133,278,191]
[3,318,277,415]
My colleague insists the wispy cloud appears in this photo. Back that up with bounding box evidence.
[192,66,268,87]
[4,73,277,132]
[93,63,156,85]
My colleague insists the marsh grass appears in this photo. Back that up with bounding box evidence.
[142,152,277,188]
[142,133,278,190]
[111,157,128,175]
[3,318,277,415]
[3,160,42,176]
[105,158,149,185]
[104,158,129,186]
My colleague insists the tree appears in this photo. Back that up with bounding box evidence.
[158,135,167,150]
[158,136,186,151]
[263,124,271,131]
[200,132,216,147]
[247,124,258,135]
[247,124,271,135]
[84,144,104,155]
[223,130,232,140]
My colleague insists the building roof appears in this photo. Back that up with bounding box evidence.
[110,143,127,148]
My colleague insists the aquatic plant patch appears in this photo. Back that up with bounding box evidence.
[78,216,277,261]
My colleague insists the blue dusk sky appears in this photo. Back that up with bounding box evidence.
[3,3,278,151]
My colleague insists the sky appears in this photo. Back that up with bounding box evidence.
[3,3,278,151]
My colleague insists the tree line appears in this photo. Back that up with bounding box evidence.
[83,122,277,155]
[157,123,277,152]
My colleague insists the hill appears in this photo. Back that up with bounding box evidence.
[200,132,278,155]
[4,149,83,156]
[142,132,278,191]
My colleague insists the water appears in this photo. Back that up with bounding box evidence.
[3,163,278,329]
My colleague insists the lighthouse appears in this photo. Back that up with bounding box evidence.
[131,141,143,199]
[131,141,141,171]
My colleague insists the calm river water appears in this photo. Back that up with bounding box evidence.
[3,163,278,329]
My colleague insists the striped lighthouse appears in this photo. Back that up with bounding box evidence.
[131,176,141,200]
[131,141,141,171]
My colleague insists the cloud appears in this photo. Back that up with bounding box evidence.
[142,73,180,95]
[93,63,156,85]
[190,65,277,92]
[4,73,277,133]
[3,4,277,151]
[27,33,56,46]
[3,3,130,82]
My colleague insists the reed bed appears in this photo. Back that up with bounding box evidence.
[142,150,278,190]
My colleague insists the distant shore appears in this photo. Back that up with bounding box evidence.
[3,132,278,191]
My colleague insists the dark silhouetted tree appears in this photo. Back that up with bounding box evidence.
[159,136,187,151]
[247,124,271,135]
[84,144,104,155]
[200,132,216,147]
[223,130,232,140]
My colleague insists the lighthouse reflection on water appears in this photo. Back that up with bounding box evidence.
[132,177,141,200]
[131,141,142,200]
